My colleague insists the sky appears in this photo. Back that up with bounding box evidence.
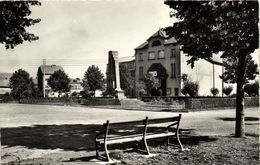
[0,0,175,78]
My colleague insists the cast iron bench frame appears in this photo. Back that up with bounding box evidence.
[95,114,183,161]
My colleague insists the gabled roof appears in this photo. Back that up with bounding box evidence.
[119,56,135,63]
[38,65,64,75]
[0,73,12,87]
[134,28,177,50]
[134,41,148,50]
[147,28,168,40]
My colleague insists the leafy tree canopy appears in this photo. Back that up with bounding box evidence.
[220,55,258,84]
[0,1,41,49]
[9,69,35,99]
[47,70,70,95]
[84,65,104,96]
[165,1,258,67]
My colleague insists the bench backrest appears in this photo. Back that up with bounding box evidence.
[99,114,182,141]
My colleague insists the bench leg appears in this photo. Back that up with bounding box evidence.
[176,134,184,150]
[143,138,150,155]
[104,143,111,162]
[95,141,99,159]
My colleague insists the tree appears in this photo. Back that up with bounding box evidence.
[223,86,233,96]
[220,55,258,84]
[165,1,259,137]
[210,87,219,96]
[84,65,104,97]
[47,70,70,97]
[0,1,41,49]
[80,78,92,99]
[10,69,35,100]
[120,64,135,97]
[144,73,160,96]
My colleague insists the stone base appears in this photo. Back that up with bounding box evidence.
[115,89,126,99]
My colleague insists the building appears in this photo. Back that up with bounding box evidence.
[134,29,181,96]
[69,78,83,95]
[0,73,12,94]
[37,65,64,96]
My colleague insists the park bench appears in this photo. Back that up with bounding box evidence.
[95,114,183,161]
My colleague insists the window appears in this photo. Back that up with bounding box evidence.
[151,40,161,47]
[158,50,165,59]
[139,66,143,80]
[139,53,143,61]
[171,63,176,78]
[174,88,179,96]
[148,52,155,60]
[171,48,176,58]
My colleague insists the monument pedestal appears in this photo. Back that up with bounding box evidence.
[116,88,126,99]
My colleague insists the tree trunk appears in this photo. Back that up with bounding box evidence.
[235,54,247,137]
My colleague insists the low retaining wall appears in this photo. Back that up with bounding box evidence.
[80,98,120,106]
[20,98,78,106]
[20,97,120,106]
[185,97,259,110]
[142,96,259,111]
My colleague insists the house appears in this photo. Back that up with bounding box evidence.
[0,73,12,94]
[69,78,83,95]
[134,28,181,96]
[37,65,64,96]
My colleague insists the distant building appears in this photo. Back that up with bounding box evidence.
[0,73,12,94]
[37,65,64,96]
[70,78,83,95]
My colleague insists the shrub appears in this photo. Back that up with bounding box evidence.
[210,87,219,96]
[182,81,199,97]
[244,81,259,97]
[223,86,233,96]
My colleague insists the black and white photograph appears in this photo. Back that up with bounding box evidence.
[0,0,259,164]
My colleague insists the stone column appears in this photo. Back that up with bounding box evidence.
[111,51,126,99]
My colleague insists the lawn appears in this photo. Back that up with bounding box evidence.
[0,103,259,164]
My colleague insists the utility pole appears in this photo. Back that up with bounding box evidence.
[222,61,224,97]
[43,59,46,98]
[213,63,215,89]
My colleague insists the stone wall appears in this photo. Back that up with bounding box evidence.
[141,96,259,111]
[185,97,259,110]
[20,97,121,106]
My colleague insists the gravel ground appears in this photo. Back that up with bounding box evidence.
[0,103,259,164]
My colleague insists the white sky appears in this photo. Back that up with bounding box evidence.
[0,0,174,78]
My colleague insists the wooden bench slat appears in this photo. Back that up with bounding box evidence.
[147,116,180,124]
[107,120,145,129]
[106,136,144,144]
[145,132,176,139]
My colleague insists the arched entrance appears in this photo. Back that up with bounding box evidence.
[148,63,168,96]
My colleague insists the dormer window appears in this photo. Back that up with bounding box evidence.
[151,40,161,47]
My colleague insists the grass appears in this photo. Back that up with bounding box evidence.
[110,136,259,165]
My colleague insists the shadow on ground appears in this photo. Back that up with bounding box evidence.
[1,124,217,152]
[216,116,259,122]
